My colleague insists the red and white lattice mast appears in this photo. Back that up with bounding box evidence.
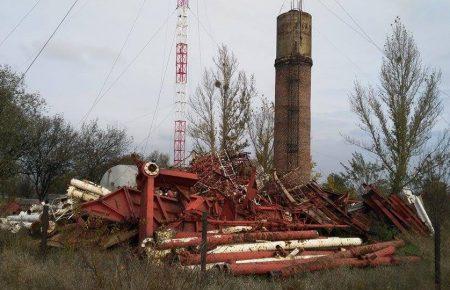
[174,0,188,166]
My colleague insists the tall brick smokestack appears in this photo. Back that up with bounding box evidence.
[274,9,312,181]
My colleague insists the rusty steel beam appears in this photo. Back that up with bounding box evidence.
[179,250,335,266]
[156,230,319,250]
[389,195,429,235]
[243,170,258,207]
[156,169,199,187]
[276,240,405,277]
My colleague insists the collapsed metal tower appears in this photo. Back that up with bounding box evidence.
[173,0,189,166]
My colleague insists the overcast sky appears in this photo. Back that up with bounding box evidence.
[0,0,449,177]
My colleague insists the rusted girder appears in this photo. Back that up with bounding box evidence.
[156,230,319,250]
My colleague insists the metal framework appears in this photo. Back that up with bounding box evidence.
[174,0,189,166]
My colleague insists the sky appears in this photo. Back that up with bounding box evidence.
[0,0,449,177]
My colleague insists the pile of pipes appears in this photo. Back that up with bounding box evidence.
[156,234,418,277]
[0,179,110,234]
[67,179,111,202]
[0,210,40,233]
[0,152,433,277]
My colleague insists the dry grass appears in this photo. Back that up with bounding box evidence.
[0,227,449,290]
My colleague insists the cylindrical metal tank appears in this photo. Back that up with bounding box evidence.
[274,9,312,181]
[100,165,138,191]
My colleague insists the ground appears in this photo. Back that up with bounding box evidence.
[0,228,448,290]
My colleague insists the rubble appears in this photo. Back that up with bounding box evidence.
[361,184,432,236]
[0,152,432,277]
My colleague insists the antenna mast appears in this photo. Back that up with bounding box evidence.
[291,0,303,11]
[174,0,189,166]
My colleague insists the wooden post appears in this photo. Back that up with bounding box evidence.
[40,204,49,257]
[200,211,208,272]
[435,214,441,290]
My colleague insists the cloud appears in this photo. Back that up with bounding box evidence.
[31,40,119,66]
[1,0,449,174]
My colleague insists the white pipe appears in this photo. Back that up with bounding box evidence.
[402,189,434,234]
[67,186,98,201]
[208,237,363,254]
[182,255,327,270]
[157,228,254,245]
[70,179,111,196]
[414,196,434,234]
[184,263,225,270]
[6,212,40,223]
[221,226,253,234]
[211,226,253,235]
[235,254,326,264]
[286,248,300,258]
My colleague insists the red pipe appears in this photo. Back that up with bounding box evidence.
[226,259,311,275]
[362,245,396,260]
[207,219,350,229]
[277,240,405,277]
[157,230,319,250]
[298,256,421,274]
[228,256,420,276]
[139,175,155,243]
[179,250,335,266]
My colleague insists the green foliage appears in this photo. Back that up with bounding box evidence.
[0,65,44,181]
[0,66,133,199]
[369,216,399,241]
[147,150,171,168]
[73,120,131,182]
[323,173,356,196]
[397,242,421,257]
[346,19,448,194]
[18,115,77,201]
[340,152,386,190]
[422,178,450,227]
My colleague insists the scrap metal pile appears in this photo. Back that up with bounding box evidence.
[0,152,433,277]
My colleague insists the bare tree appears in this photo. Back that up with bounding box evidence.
[189,45,255,154]
[248,98,274,175]
[74,120,131,182]
[189,70,217,153]
[347,18,448,194]
[18,116,76,201]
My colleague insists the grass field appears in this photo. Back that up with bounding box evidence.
[0,228,448,290]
